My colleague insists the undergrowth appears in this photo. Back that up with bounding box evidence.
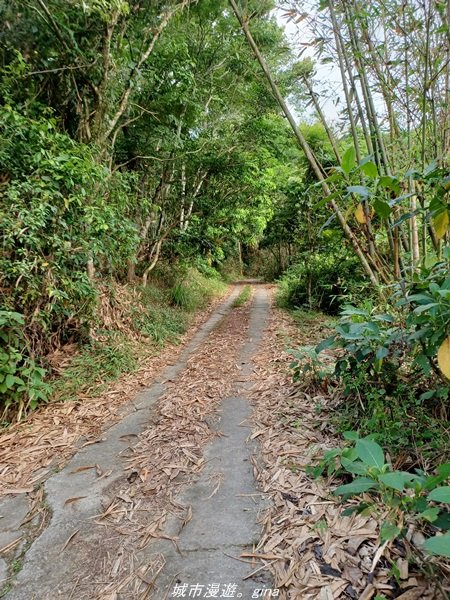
[51,331,137,403]
[287,269,450,570]
[2,267,228,421]
[169,267,227,311]
[232,285,252,307]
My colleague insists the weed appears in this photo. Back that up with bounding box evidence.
[52,331,136,402]
[169,268,227,312]
[0,583,12,598]
[11,559,22,574]
[232,285,251,307]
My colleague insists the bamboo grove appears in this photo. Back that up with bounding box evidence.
[232,0,450,287]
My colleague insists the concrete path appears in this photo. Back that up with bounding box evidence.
[1,285,272,599]
[152,287,271,599]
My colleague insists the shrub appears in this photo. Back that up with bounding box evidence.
[277,250,369,314]
[0,105,139,353]
[311,433,450,559]
[0,310,52,421]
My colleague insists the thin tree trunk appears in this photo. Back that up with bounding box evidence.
[100,1,190,145]
[302,75,341,163]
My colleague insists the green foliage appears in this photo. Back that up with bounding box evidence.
[132,301,188,346]
[0,2,293,421]
[311,434,450,558]
[312,298,450,458]
[289,346,332,383]
[0,106,138,351]
[398,259,450,376]
[168,267,227,312]
[277,249,369,314]
[322,149,450,243]
[51,331,136,403]
[0,311,52,420]
[232,285,252,307]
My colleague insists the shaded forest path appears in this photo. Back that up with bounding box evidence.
[1,285,275,599]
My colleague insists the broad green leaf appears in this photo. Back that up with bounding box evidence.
[428,486,450,503]
[343,430,359,441]
[380,521,401,543]
[419,507,440,522]
[341,146,356,175]
[5,374,16,389]
[424,532,450,557]
[341,502,370,516]
[360,160,378,178]
[334,477,376,496]
[379,175,400,193]
[379,471,416,492]
[373,199,391,218]
[355,438,385,469]
[424,466,450,490]
[341,458,367,475]
[341,446,358,460]
[434,511,450,530]
[375,346,389,361]
[315,335,335,353]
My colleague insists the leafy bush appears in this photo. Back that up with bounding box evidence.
[0,105,139,353]
[0,310,52,421]
[399,257,450,387]
[277,249,369,314]
[313,302,449,459]
[312,433,450,558]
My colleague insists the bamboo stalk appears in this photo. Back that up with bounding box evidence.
[228,0,380,286]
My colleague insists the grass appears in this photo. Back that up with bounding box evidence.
[169,268,227,311]
[52,331,137,402]
[232,285,252,307]
[51,267,227,405]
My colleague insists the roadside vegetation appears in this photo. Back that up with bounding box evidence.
[233,285,252,307]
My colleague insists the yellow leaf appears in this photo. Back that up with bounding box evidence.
[354,204,366,224]
[433,211,449,240]
[438,337,450,380]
